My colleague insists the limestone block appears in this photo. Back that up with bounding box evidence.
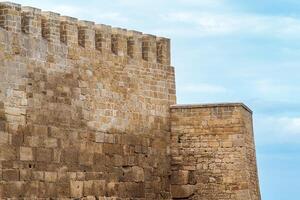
[0,131,9,144]
[32,171,44,181]
[113,154,123,166]
[0,144,16,161]
[79,152,93,166]
[221,141,233,148]
[82,196,97,200]
[106,182,118,196]
[171,185,195,199]
[62,148,78,164]
[20,169,32,181]
[95,132,105,143]
[2,169,19,181]
[36,148,52,162]
[56,181,70,197]
[26,182,39,197]
[45,171,57,182]
[122,166,144,182]
[93,180,106,196]
[171,170,189,185]
[121,182,145,198]
[24,136,39,147]
[44,138,58,148]
[2,181,24,198]
[83,180,94,196]
[20,146,33,161]
[235,189,252,200]
[132,166,145,182]
[70,180,84,198]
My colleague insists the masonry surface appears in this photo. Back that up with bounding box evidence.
[0,2,261,200]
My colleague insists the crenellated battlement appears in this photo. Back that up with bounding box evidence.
[0,1,170,65]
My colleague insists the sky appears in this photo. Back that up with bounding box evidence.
[7,0,300,199]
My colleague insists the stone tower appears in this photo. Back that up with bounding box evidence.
[0,2,261,199]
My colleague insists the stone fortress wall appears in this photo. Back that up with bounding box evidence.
[0,2,261,199]
[170,104,261,199]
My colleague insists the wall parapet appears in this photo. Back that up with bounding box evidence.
[170,102,253,114]
[0,1,171,65]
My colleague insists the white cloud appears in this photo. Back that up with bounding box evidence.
[254,80,300,101]
[50,5,82,16]
[116,0,152,6]
[255,80,288,94]
[176,0,225,7]
[116,0,224,7]
[255,115,300,145]
[278,117,300,135]
[12,1,131,25]
[261,116,300,136]
[95,12,130,23]
[49,5,130,24]
[159,12,300,38]
[179,83,227,94]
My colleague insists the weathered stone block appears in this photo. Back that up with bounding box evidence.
[79,152,93,166]
[70,180,83,198]
[83,180,94,196]
[2,169,19,181]
[106,182,118,197]
[2,181,24,198]
[93,180,106,196]
[171,185,195,199]
[122,166,144,182]
[20,169,32,180]
[0,131,9,144]
[36,148,52,162]
[62,148,78,164]
[20,146,33,161]
[171,170,189,185]
[0,144,16,161]
[32,171,44,181]
[45,171,57,182]
[38,182,57,198]
[95,132,105,143]
[44,138,58,148]
[57,182,70,197]
[23,181,39,197]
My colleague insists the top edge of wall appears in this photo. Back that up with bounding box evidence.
[170,103,253,114]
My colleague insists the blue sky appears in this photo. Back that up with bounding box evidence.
[10,0,300,199]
